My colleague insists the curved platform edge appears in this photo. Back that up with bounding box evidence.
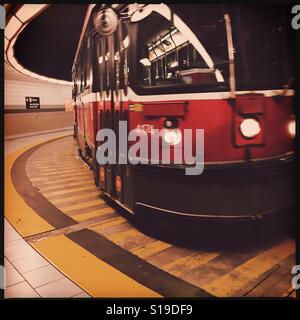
[5,134,72,237]
[5,135,213,298]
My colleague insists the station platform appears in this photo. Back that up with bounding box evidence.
[4,131,297,298]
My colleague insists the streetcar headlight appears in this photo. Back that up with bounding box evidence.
[163,129,182,146]
[288,119,295,138]
[240,118,261,139]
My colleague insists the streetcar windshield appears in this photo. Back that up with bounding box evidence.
[133,4,230,94]
[229,4,294,90]
[132,4,294,94]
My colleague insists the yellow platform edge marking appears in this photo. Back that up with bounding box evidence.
[89,216,127,232]
[5,134,161,298]
[4,137,70,237]
[108,227,144,243]
[32,234,161,297]
[32,176,92,187]
[164,252,220,276]
[29,172,92,182]
[61,198,106,212]
[74,207,116,222]
[132,241,173,260]
[50,191,101,205]
[41,181,95,193]
[29,170,90,179]
[202,239,295,297]
[43,185,98,197]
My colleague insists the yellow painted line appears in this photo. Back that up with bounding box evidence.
[50,191,101,205]
[164,252,219,275]
[132,241,173,260]
[29,172,91,182]
[90,217,127,232]
[61,199,106,212]
[43,185,97,197]
[32,176,92,186]
[32,234,161,297]
[74,207,116,222]
[108,228,143,243]
[41,181,95,193]
[202,239,295,297]
[32,164,82,169]
[34,179,94,190]
[29,169,85,177]
[5,134,70,237]
[31,164,81,170]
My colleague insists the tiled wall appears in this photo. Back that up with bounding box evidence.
[4,79,74,137]
[4,79,72,110]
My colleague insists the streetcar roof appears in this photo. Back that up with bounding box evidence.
[73,4,95,71]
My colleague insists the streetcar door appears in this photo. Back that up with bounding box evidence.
[93,34,105,189]
[95,35,114,195]
[95,10,133,209]
[111,25,122,202]
[110,19,133,208]
[118,20,134,210]
[104,35,115,196]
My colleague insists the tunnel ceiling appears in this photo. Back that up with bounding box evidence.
[14,4,88,82]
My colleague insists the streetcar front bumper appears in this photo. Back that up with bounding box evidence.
[133,153,295,236]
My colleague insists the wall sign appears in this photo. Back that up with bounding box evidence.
[25,97,40,109]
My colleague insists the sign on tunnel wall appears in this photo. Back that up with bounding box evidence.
[25,97,40,109]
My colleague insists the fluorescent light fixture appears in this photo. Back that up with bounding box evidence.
[4,37,9,52]
[5,16,22,40]
[140,58,151,66]
[5,5,85,86]
[7,49,14,60]
[9,55,18,67]
[15,4,47,23]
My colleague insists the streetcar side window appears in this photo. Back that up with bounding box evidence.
[81,38,90,90]
[120,21,129,95]
[114,29,120,97]
[103,38,110,96]
[79,51,83,92]
[97,37,103,94]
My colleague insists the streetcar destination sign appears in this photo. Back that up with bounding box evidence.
[25,97,40,109]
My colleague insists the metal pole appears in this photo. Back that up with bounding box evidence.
[224,13,236,98]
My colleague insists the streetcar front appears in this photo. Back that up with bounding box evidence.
[126,4,295,234]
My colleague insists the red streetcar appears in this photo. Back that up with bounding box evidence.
[72,4,295,235]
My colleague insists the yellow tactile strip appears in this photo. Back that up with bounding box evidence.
[32,234,159,298]
[5,138,62,237]
[25,136,296,298]
[6,135,161,298]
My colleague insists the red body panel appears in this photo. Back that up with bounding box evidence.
[127,95,294,163]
